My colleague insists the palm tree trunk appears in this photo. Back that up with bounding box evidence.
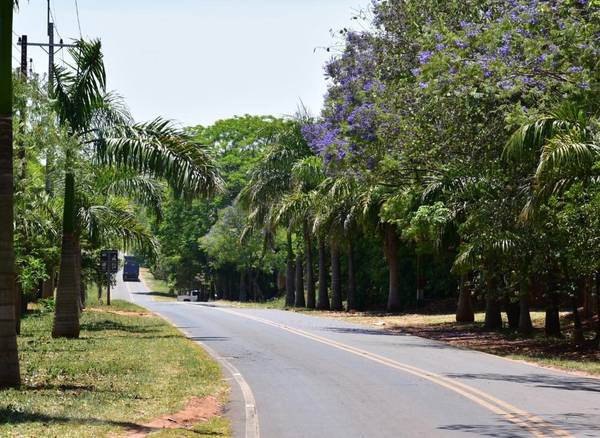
[303,221,315,309]
[572,293,585,347]
[239,270,247,302]
[595,272,600,348]
[518,278,533,335]
[506,295,520,330]
[15,282,23,335]
[416,253,425,307]
[317,239,330,310]
[384,224,401,312]
[53,173,81,338]
[330,240,342,311]
[545,291,562,338]
[74,234,84,310]
[0,0,21,387]
[285,226,295,307]
[456,273,474,323]
[294,253,305,307]
[45,147,54,196]
[42,267,55,298]
[347,239,357,311]
[484,265,502,330]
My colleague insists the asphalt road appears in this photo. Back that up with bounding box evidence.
[111,274,600,438]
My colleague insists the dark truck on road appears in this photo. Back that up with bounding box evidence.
[123,256,140,282]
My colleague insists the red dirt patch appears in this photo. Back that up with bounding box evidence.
[118,395,221,437]
[87,308,153,318]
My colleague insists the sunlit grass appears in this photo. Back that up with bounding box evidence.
[140,268,177,302]
[0,301,230,437]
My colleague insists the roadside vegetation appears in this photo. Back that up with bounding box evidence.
[141,0,600,372]
[0,300,229,437]
[1,1,222,388]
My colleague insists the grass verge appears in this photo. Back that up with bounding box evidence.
[140,268,176,302]
[0,300,230,438]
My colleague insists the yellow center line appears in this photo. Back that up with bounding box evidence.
[212,306,574,438]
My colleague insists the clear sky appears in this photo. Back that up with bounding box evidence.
[12,0,368,127]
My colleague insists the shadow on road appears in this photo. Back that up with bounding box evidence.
[321,327,407,336]
[438,422,530,437]
[446,372,600,393]
[440,411,600,437]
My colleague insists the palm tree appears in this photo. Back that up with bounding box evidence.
[504,103,599,209]
[504,103,600,336]
[360,184,403,312]
[0,0,21,387]
[314,174,362,311]
[52,41,222,338]
[238,120,312,306]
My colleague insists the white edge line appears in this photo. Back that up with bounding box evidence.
[194,335,260,438]
[120,283,259,438]
[157,313,260,438]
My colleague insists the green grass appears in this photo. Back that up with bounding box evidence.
[215,295,287,309]
[140,268,176,301]
[0,301,230,437]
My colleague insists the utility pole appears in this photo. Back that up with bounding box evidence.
[17,0,76,195]
[19,35,27,79]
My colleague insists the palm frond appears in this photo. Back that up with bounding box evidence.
[95,117,223,197]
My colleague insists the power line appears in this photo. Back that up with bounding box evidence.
[49,9,63,41]
[74,0,82,38]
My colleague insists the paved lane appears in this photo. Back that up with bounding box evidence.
[112,275,600,438]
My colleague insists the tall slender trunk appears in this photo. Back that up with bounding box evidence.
[15,283,21,335]
[303,221,315,309]
[595,272,600,348]
[97,281,103,302]
[285,226,295,307]
[317,239,330,310]
[0,0,21,386]
[330,240,342,311]
[239,270,247,302]
[45,147,54,196]
[545,291,562,338]
[572,293,585,347]
[74,234,84,310]
[42,268,55,298]
[384,224,401,312]
[506,296,520,330]
[484,268,502,330]
[294,253,305,307]
[416,253,425,307]
[347,239,357,311]
[53,173,80,338]
[456,273,474,323]
[518,278,533,335]
[583,275,594,319]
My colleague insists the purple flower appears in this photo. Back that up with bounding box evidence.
[455,39,468,49]
[419,82,429,89]
[411,67,421,77]
[435,43,446,51]
[418,50,433,65]
[568,66,583,74]
[499,43,510,57]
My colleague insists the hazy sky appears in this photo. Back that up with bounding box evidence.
[12,0,367,127]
